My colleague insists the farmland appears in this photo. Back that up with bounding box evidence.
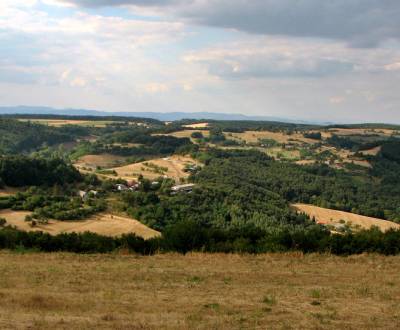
[156,129,210,143]
[0,252,399,329]
[293,204,400,232]
[18,119,118,127]
[74,154,129,169]
[0,210,160,239]
[109,155,200,182]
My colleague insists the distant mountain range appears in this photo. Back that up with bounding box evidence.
[0,106,320,124]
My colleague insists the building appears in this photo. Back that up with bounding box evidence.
[171,183,195,194]
[115,184,128,192]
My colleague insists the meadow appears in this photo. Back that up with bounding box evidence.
[0,252,399,329]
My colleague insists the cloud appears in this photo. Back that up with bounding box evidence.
[50,0,400,47]
[185,39,355,79]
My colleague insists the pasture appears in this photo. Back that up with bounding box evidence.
[225,130,318,145]
[0,252,399,329]
[74,154,129,170]
[293,204,400,232]
[0,210,160,239]
[154,130,210,143]
[111,155,200,182]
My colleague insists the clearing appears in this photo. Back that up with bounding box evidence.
[293,204,400,232]
[154,130,210,143]
[18,119,117,128]
[226,130,318,145]
[0,210,160,239]
[183,122,209,128]
[74,154,128,170]
[0,187,21,197]
[111,155,200,182]
[0,252,399,329]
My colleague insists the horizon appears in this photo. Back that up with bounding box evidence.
[1,105,400,126]
[1,1,400,123]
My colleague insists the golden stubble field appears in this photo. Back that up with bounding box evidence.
[0,210,160,239]
[0,252,399,329]
[293,204,400,232]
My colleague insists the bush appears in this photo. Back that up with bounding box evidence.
[191,132,204,139]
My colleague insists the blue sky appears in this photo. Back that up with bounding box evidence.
[1,0,400,123]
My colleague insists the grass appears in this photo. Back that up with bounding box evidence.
[0,210,160,239]
[0,252,399,329]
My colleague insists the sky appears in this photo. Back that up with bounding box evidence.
[1,0,400,123]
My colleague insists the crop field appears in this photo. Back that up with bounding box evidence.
[293,204,400,232]
[0,210,160,239]
[111,155,200,182]
[0,252,399,329]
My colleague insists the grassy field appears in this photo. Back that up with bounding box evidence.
[0,210,160,239]
[226,131,317,145]
[182,122,209,128]
[18,119,118,127]
[0,252,399,329]
[110,155,200,182]
[74,154,129,170]
[0,187,20,197]
[154,130,210,143]
[293,204,400,232]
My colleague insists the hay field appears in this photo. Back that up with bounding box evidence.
[328,128,396,137]
[74,154,128,170]
[0,210,160,239]
[227,131,317,145]
[293,204,400,232]
[360,146,382,156]
[155,130,210,143]
[18,119,117,127]
[0,252,399,329]
[111,155,199,182]
[183,122,209,128]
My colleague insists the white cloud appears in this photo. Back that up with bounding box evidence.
[143,83,169,93]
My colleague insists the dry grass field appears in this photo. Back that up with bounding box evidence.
[328,128,396,137]
[0,252,399,329]
[293,204,400,232]
[360,146,382,156]
[0,187,21,197]
[111,155,200,182]
[74,154,128,170]
[154,130,210,143]
[0,210,160,239]
[18,119,117,127]
[226,131,317,145]
[183,122,209,128]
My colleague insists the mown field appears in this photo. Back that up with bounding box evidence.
[293,204,400,232]
[0,252,399,329]
[0,210,160,239]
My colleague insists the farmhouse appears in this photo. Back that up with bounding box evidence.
[171,183,195,194]
[115,184,128,192]
[78,190,98,201]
